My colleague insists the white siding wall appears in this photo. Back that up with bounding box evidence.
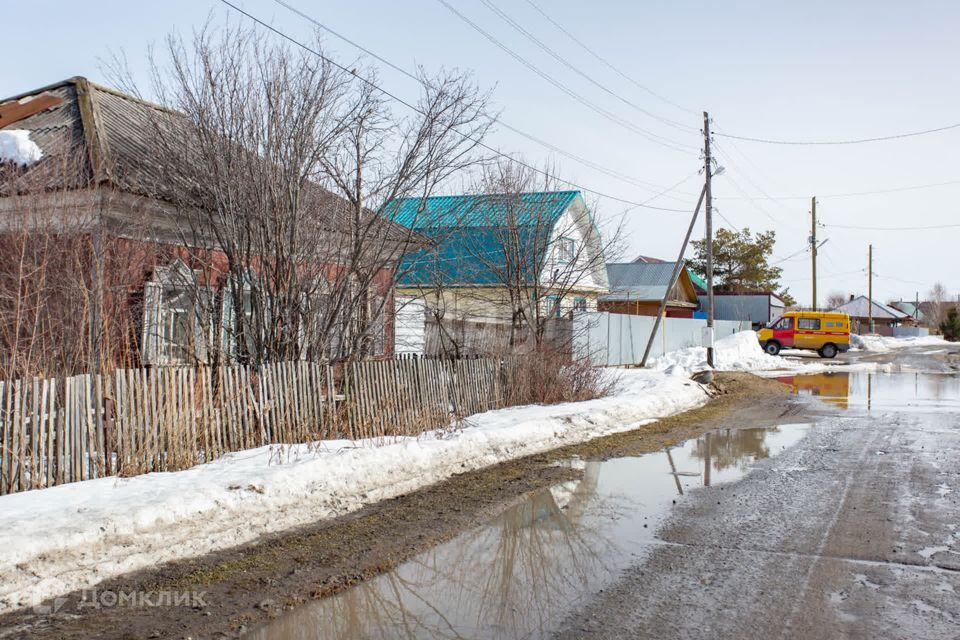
[394,296,426,354]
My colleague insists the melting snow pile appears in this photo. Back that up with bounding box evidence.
[0,130,43,166]
[851,334,949,353]
[651,330,811,373]
[0,367,709,613]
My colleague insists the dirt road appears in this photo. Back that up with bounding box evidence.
[0,373,791,640]
[556,367,960,639]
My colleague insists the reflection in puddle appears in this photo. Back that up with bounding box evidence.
[778,371,960,413]
[247,424,809,640]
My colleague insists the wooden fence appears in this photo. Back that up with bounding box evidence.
[0,356,520,495]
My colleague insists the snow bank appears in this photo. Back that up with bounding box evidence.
[651,330,814,373]
[0,130,43,166]
[851,334,949,353]
[0,368,709,613]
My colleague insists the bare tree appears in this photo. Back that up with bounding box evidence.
[826,291,847,310]
[448,158,617,354]
[929,282,948,331]
[117,22,492,366]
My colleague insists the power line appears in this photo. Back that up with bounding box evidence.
[523,0,697,117]
[823,221,960,231]
[716,178,960,201]
[435,0,697,154]
[216,0,696,213]
[267,0,695,200]
[477,0,694,133]
[715,122,960,146]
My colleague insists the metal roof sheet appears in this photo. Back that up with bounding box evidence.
[832,295,911,320]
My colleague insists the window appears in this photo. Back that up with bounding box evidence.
[773,316,793,330]
[798,318,821,330]
[545,295,562,318]
[573,297,587,312]
[557,237,575,265]
[142,262,212,366]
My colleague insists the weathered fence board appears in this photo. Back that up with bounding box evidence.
[0,356,523,495]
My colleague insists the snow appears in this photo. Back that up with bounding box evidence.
[650,330,815,373]
[0,368,710,613]
[0,130,43,166]
[850,334,950,353]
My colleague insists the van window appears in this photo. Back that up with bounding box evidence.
[773,317,793,330]
[798,318,821,330]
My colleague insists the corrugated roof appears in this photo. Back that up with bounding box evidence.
[395,191,583,285]
[389,191,580,230]
[601,262,695,303]
[832,295,911,320]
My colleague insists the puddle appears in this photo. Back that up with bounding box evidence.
[777,371,960,413]
[246,423,809,640]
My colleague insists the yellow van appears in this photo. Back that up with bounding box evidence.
[757,311,850,358]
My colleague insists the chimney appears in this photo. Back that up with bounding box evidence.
[849,294,855,302]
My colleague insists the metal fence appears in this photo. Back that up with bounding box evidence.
[573,312,751,366]
[0,356,521,495]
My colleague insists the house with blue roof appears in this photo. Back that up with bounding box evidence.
[389,190,609,353]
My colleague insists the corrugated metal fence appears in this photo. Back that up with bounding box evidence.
[573,312,751,366]
[0,356,519,495]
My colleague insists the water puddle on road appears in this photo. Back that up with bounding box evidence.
[247,423,809,640]
[776,371,960,413]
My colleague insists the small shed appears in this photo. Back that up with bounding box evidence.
[598,262,700,318]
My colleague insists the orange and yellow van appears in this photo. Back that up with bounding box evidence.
[757,311,850,358]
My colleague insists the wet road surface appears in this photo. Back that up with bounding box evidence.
[250,351,960,639]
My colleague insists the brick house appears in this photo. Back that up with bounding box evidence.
[0,77,419,371]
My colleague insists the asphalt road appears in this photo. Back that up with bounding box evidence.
[555,357,960,639]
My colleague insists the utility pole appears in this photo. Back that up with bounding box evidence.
[703,111,715,367]
[868,244,874,333]
[811,197,817,311]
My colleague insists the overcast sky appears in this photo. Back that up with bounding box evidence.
[5,1,958,305]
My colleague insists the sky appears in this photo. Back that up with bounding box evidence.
[4,0,959,306]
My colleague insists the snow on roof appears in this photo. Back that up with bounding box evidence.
[0,129,43,166]
[831,295,910,320]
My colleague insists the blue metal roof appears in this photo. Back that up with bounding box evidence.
[389,190,580,230]
[392,191,583,286]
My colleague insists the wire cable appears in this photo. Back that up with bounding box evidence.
[716,122,960,146]
[523,0,697,116]
[268,0,697,199]
[435,0,697,155]
[478,0,695,133]
[216,0,697,213]
[823,222,960,231]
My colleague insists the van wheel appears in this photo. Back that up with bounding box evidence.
[764,341,781,356]
[819,343,838,359]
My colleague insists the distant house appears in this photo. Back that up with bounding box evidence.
[890,300,925,324]
[831,295,913,335]
[598,261,700,318]
[391,190,609,353]
[704,292,787,328]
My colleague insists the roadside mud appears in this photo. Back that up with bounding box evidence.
[0,372,797,640]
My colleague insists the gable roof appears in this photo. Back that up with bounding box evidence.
[390,190,580,230]
[890,300,925,321]
[1,77,422,246]
[394,191,586,286]
[831,295,911,320]
[600,261,698,303]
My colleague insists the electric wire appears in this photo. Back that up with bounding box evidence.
[216,0,697,213]
[435,0,697,154]
[523,0,698,116]
[716,122,960,146]
[477,0,695,133]
[267,0,697,200]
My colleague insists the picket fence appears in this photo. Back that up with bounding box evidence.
[0,356,517,495]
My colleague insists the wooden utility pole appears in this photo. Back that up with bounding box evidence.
[811,197,817,311]
[868,244,874,333]
[703,112,715,367]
